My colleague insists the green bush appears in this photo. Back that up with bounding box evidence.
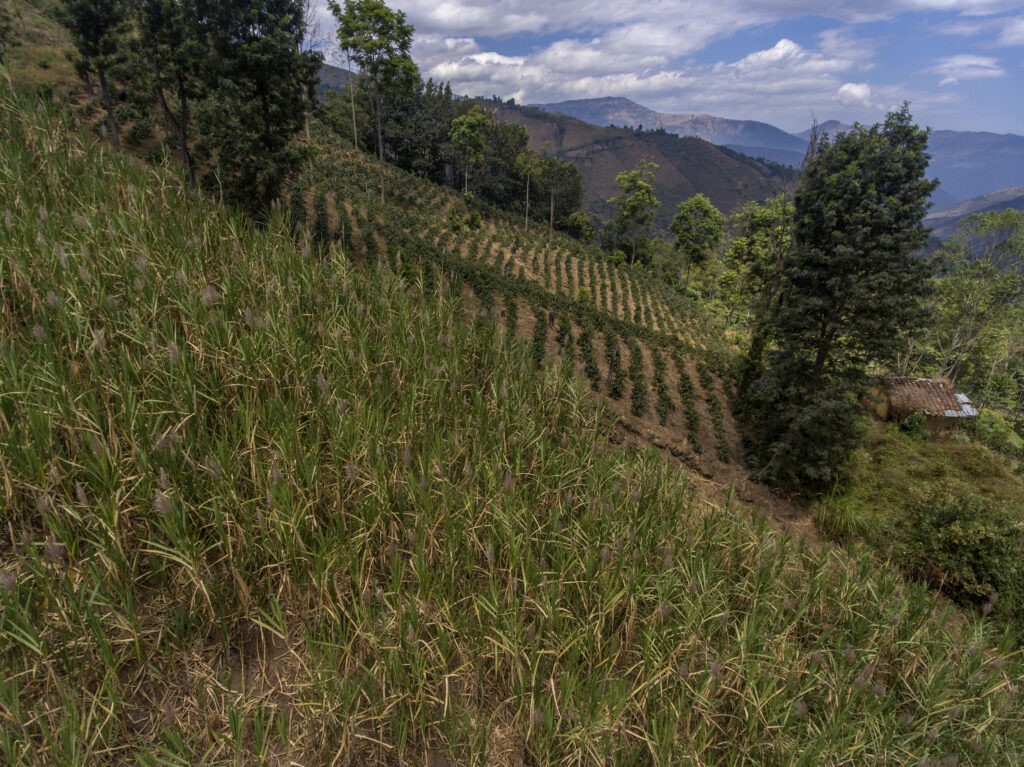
[898,410,928,441]
[966,409,1024,462]
[898,492,1024,621]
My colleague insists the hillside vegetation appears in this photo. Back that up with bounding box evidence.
[491,103,794,230]
[4,83,1024,767]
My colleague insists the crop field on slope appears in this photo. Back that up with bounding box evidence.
[293,128,743,476]
[2,90,1024,766]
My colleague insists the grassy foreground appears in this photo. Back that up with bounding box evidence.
[2,88,1024,766]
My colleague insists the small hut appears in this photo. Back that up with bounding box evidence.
[880,378,979,434]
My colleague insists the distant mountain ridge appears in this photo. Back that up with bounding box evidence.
[535,97,807,155]
[925,187,1024,240]
[492,102,795,230]
[531,97,1024,205]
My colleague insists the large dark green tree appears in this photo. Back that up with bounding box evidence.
[193,0,321,216]
[330,0,416,203]
[741,105,938,491]
[58,0,129,150]
[132,0,202,185]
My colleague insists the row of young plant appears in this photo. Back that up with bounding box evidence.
[295,149,698,347]
[294,165,742,461]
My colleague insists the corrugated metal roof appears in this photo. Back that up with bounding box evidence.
[889,378,978,418]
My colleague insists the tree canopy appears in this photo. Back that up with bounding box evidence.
[330,0,417,202]
[670,193,724,288]
[740,105,938,492]
[604,161,660,265]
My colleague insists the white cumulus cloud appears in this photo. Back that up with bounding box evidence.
[836,82,875,107]
[930,54,1006,85]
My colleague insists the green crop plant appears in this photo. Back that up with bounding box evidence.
[577,321,601,391]
[628,338,648,417]
[652,347,674,426]
[531,307,548,367]
[708,392,732,462]
[605,331,626,400]
[673,351,703,453]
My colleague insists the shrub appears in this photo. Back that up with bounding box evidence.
[898,492,1024,622]
[898,410,927,441]
[965,409,1024,462]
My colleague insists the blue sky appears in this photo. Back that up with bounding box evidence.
[310,1,1024,134]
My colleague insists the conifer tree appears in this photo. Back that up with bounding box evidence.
[192,0,321,217]
[741,105,937,491]
[58,0,128,150]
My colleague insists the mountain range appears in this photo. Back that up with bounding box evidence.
[534,97,1024,206]
[490,102,795,230]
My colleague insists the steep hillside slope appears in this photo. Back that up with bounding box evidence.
[4,88,1024,766]
[491,103,794,229]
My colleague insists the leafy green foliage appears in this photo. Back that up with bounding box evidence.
[331,0,416,201]
[0,0,16,64]
[741,106,937,492]
[671,193,724,288]
[603,160,659,265]
[57,0,129,149]
[927,210,1024,411]
[899,493,1024,621]
[449,104,488,193]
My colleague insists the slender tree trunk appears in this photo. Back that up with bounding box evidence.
[524,173,530,232]
[176,72,195,186]
[346,51,358,148]
[156,76,196,187]
[97,67,121,151]
[548,188,554,248]
[375,90,385,204]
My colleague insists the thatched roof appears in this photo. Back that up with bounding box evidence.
[889,378,978,419]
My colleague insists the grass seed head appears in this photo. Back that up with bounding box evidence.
[201,284,220,307]
[46,290,58,307]
[793,699,809,719]
[74,482,87,506]
[153,490,171,515]
[32,324,46,342]
[161,700,176,726]
[175,270,186,286]
[0,569,16,594]
[43,537,64,565]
